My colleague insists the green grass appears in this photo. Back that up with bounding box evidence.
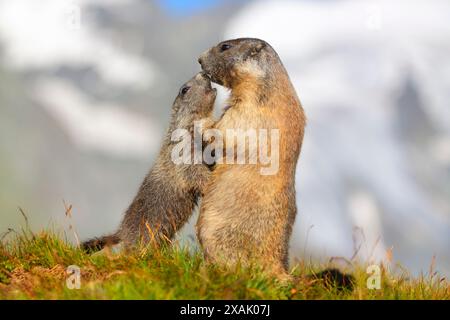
[0,230,448,300]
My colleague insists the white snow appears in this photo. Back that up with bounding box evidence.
[33,78,161,158]
[0,0,156,89]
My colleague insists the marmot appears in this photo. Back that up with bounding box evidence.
[82,72,216,251]
[196,38,306,279]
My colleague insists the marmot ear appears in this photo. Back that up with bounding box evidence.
[250,42,266,56]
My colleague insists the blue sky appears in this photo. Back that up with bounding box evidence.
[157,0,224,16]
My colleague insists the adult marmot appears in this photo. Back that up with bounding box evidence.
[82,72,216,251]
[196,38,306,279]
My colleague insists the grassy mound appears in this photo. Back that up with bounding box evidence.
[0,230,448,299]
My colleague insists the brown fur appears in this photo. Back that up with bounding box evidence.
[196,38,306,279]
[82,73,216,251]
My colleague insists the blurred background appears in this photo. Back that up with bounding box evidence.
[0,0,449,276]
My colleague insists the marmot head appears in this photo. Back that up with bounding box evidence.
[198,38,277,89]
[172,72,216,118]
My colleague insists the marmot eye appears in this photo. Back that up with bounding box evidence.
[220,43,231,52]
[180,86,190,95]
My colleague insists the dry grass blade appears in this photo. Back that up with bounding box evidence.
[63,200,80,247]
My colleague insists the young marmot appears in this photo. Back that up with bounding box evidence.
[196,38,306,279]
[82,72,216,251]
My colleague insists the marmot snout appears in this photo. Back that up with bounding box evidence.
[198,38,272,89]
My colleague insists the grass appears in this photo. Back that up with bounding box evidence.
[0,229,448,300]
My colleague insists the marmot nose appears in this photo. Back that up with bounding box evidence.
[198,57,203,65]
